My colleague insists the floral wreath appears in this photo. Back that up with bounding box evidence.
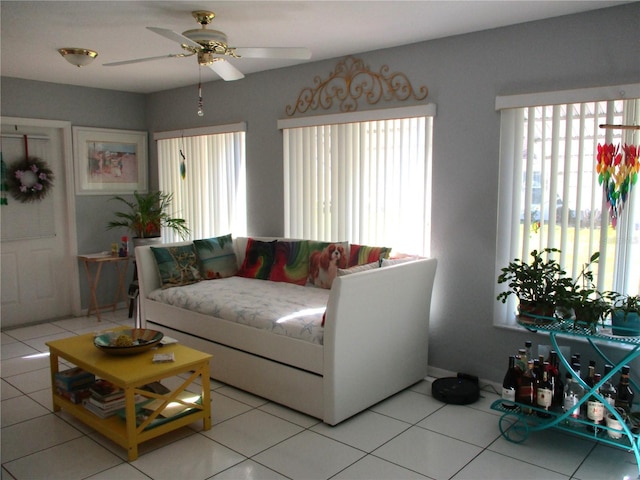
[7,156,54,203]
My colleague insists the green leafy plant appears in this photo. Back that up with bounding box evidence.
[106,190,190,239]
[496,248,568,318]
[557,252,616,332]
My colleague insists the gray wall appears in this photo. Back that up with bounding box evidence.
[0,79,146,308]
[2,4,639,383]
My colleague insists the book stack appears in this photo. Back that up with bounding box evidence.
[54,367,95,404]
[84,379,129,418]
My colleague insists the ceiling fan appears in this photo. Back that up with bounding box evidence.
[103,10,311,81]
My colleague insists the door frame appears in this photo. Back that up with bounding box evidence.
[2,116,81,316]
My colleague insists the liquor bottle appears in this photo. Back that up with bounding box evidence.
[501,356,519,410]
[536,369,553,418]
[517,361,536,414]
[563,363,585,426]
[516,348,527,372]
[615,365,635,414]
[600,364,617,408]
[525,341,532,364]
[549,351,564,409]
[586,373,604,432]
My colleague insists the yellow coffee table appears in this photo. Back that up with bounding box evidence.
[46,327,211,461]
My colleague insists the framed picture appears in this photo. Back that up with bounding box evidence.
[73,126,148,195]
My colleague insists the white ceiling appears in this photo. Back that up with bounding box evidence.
[1,1,630,94]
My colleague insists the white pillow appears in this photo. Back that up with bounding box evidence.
[381,257,419,267]
[337,262,379,276]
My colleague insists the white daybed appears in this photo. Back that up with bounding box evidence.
[135,237,437,425]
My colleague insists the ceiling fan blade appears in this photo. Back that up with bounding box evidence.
[209,60,245,81]
[103,53,188,67]
[147,26,201,49]
[234,47,311,60]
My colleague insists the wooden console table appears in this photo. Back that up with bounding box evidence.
[78,253,129,321]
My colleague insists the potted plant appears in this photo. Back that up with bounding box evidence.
[610,294,640,336]
[557,252,614,334]
[106,190,190,244]
[496,248,567,322]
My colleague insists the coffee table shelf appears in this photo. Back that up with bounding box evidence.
[46,327,212,461]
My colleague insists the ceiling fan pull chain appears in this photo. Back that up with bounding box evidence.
[197,67,204,117]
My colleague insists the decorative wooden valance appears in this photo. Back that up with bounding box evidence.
[285,56,428,116]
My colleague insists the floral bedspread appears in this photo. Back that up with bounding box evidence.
[148,277,328,345]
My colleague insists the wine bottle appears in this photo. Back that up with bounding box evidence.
[549,351,564,409]
[615,365,635,414]
[600,364,617,408]
[517,361,536,414]
[536,369,553,418]
[587,373,604,433]
[501,356,518,410]
[583,362,596,417]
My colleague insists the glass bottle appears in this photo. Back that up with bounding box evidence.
[501,356,518,410]
[536,369,553,418]
[549,351,564,409]
[516,348,527,372]
[615,365,635,414]
[517,361,536,414]
[524,341,532,364]
[586,373,604,433]
[119,235,129,257]
[583,362,596,417]
[600,364,617,408]
[563,363,585,426]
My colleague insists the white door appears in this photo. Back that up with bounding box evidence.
[1,118,79,328]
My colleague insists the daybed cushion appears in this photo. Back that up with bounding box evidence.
[338,262,379,276]
[147,276,328,345]
[348,243,391,267]
[269,240,310,286]
[307,241,349,289]
[193,234,238,279]
[237,238,276,280]
[150,244,201,288]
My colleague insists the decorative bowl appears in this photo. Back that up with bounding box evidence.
[94,328,164,355]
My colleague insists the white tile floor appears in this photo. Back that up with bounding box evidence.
[1,309,639,480]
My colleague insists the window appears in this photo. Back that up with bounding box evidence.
[278,105,434,256]
[155,124,247,242]
[495,85,640,325]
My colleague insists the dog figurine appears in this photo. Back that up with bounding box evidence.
[308,243,347,288]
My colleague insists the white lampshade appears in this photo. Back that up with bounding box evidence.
[58,48,98,67]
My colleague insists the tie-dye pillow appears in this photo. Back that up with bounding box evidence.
[236,238,276,280]
[269,240,310,286]
[348,244,391,267]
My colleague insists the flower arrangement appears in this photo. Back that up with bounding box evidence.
[6,157,54,203]
[596,142,638,227]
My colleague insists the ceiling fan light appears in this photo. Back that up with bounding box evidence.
[182,28,227,45]
[58,48,98,67]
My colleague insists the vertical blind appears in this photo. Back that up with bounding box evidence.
[156,126,246,242]
[282,114,433,256]
[494,85,640,325]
